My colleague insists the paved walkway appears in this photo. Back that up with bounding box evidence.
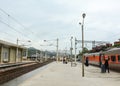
[1,62,120,86]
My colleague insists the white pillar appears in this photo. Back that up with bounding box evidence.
[56,38,59,62]
[75,37,77,63]
[16,38,18,63]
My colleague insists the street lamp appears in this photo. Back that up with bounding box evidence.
[40,45,51,62]
[16,38,31,62]
[22,44,31,60]
[75,37,77,63]
[79,13,86,77]
[43,38,59,62]
[70,36,73,66]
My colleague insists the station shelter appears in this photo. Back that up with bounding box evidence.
[0,40,26,64]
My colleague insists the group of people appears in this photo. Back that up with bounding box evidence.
[63,57,67,64]
[101,57,110,73]
[85,56,110,73]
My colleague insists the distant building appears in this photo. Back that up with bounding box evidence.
[106,43,112,47]
[91,43,112,52]
[114,41,120,45]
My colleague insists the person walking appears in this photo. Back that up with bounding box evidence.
[104,57,110,73]
[85,57,89,66]
[101,59,105,73]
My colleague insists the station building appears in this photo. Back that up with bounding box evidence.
[0,40,26,64]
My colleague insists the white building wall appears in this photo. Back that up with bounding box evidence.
[16,49,22,62]
[1,47,9,63]
[10,48,16,63]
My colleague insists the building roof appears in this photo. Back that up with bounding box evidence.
[0,39,26,49]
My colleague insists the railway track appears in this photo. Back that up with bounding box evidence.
[0,59,54,84]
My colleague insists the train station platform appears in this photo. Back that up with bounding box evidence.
[0,61,35,68]
[1,61,120,86]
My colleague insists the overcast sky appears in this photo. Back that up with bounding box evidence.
[0,0,120,53]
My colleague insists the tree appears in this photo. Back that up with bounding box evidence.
[113,44,120,47]
[77,47,89,61]
[82,47,89,53]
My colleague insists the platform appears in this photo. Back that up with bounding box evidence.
[1,62,120,86]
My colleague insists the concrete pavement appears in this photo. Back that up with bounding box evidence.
[1,62,120,86]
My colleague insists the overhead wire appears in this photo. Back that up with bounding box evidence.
[0,29,15,37]
[0,19,32,40]
[0,8,41,46]
[0,8,40,39]
[0,28,16,42]
[0,8,30,38]
[0,19,36,47]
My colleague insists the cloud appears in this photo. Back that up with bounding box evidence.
[0,0,120,51]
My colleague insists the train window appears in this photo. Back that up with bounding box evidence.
[118,55,120,62]
[111,56,116,62]
[93,55,95,59]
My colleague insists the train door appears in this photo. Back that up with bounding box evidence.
[118,55,120,62]
[99,53,105,67]
[99,54,102,67]
[0,47,1,63]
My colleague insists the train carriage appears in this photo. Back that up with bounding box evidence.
[104,48,120,72]
[84,48,120,72]
[84,52,101,66]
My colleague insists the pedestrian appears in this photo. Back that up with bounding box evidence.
[63,57,65,64]
[101,59,105,73]
[101,55,105,73]
[85,57,89,66]
[104,57,110,73]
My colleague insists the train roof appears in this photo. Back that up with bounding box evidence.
[84,52,102,56]
[84,47,120,56]
[104,47,120,55]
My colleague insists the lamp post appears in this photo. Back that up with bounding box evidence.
[75,37,77,63]
[22,44,31,59]
[79,13,86,77]
[16,38,19,62]
[70,36,73,66]
[44,38,59,62]
[56,38,59,62]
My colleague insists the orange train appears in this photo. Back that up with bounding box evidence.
[84,48,120,72]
